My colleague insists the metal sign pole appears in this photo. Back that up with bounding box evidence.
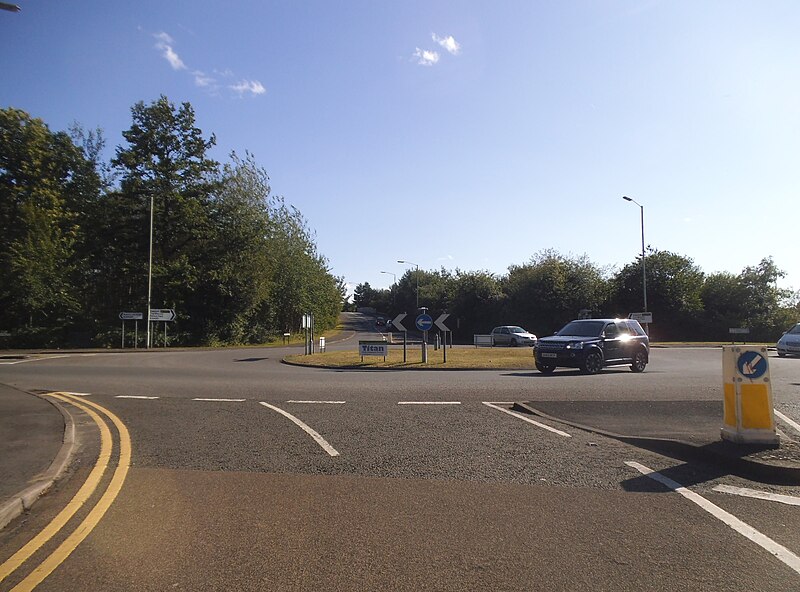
[403,331,407,363]
[135,321,138,349]
[443,331,447,363]
[422,330,428,363]
[164,322,167,347]
[121,320,125,348]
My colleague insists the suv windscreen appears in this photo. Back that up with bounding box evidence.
[788,324,800,335]
[556,321,605,337]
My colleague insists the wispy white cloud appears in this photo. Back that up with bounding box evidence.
[150,31,264,98]
[154,31,186,70]
[230,79,266,96]
[413,48,440,66]
[437,254,455,262]
[432,33,461,56]
[193,70,216,88]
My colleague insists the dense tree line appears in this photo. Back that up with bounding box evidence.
[0,98,344,347]
[353,250,799,342]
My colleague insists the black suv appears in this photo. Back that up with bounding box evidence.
[534,318,649,374]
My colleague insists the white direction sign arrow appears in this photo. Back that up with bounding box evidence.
[150,309,176,322]
[435,313,450,332]
[391,313,407,332]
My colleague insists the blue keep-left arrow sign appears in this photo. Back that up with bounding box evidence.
[415,314,433,331]
[736,351,768,379]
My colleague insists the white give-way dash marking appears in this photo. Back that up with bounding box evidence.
[259,402,339,457]
[482,402,571,438]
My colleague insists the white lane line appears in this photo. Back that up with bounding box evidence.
[61,392,91,397]
[259,402,339,457]
[286,400,346,404]
[626,461,800,575]
[398,401,461,405]
[712,485,800,507]
[0,355,73,365]
[192,398,247,402]
[115,395,160,400]
[775,410,800,435]
[482,402,571,438]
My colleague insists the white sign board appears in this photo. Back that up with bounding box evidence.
[359,341,388,357]
[729,328,750,335]
[119,312,143,320]
[628,312,652,324]
[150,309,175,322]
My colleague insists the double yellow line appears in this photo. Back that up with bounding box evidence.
[0,393,131,591]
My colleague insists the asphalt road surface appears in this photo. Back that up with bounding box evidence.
[1,314,799,591]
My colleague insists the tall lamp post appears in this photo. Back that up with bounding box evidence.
[622,196,647,326]
[397,260,419,309]
[145,192,155,349]
[380,270,396,286]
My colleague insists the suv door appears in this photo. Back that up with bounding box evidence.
[601,322,626,362]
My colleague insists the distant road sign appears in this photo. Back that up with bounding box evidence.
[392,313,408,332]
[628,312,652,324]
[359,340,389,357]
[415,314,433,332]
[119,312,143,320]
[435,313,450,332]
[729,328,750,335]
[149,309,175,322]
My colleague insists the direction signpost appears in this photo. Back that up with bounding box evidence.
[148,309,175,348]
[416,313,433,363]
[435,313,450,363]
[119,312,144,348]
[392,313,408,362]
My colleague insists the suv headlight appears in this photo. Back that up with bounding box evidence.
[565,341,584,350]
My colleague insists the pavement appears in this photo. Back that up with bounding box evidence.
[514,399,800,485]
[0,384,72,530]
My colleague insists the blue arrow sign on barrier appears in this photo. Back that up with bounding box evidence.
[737,351,767,379]
[415,314,433,331]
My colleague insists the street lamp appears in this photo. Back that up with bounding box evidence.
[380,270,396,286]
[397,260,419,309]
[622,196,647,320]
[145,192,155,349]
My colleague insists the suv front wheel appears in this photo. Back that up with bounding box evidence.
[581,350,603,375]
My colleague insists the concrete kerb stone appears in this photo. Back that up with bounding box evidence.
[512,401,800,486]
[0,392,76,531]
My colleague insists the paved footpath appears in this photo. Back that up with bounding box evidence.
[0,385,66,529]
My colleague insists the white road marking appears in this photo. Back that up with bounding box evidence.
[397,401,461,405]
[61,392,91,397]
[0,355,71,365]
[115,395,160,400]
[626,461,800,575]
[482,402,571,438]
[192,398,246,402]
[775,410,800,435]
[286,400,346,404]
[712,485,800,507]
[259,402,339,457]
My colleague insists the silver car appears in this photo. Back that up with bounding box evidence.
[777,323,800,357]
[491,325,537,346]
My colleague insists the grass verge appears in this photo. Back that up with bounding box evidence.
[285,346,537,369]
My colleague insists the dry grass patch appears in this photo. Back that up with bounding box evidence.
[285,346,537,369]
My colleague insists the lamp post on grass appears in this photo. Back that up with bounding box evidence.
[622,195,648,332]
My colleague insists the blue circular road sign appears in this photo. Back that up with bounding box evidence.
[736,351,768,379]
[415,314,433,331]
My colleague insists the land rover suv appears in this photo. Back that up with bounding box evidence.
[534,318,649,374]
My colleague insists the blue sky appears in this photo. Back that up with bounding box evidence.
[2,1,798,298]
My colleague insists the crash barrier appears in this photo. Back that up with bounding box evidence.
[474,334,493,347]
[721,345,778,445]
